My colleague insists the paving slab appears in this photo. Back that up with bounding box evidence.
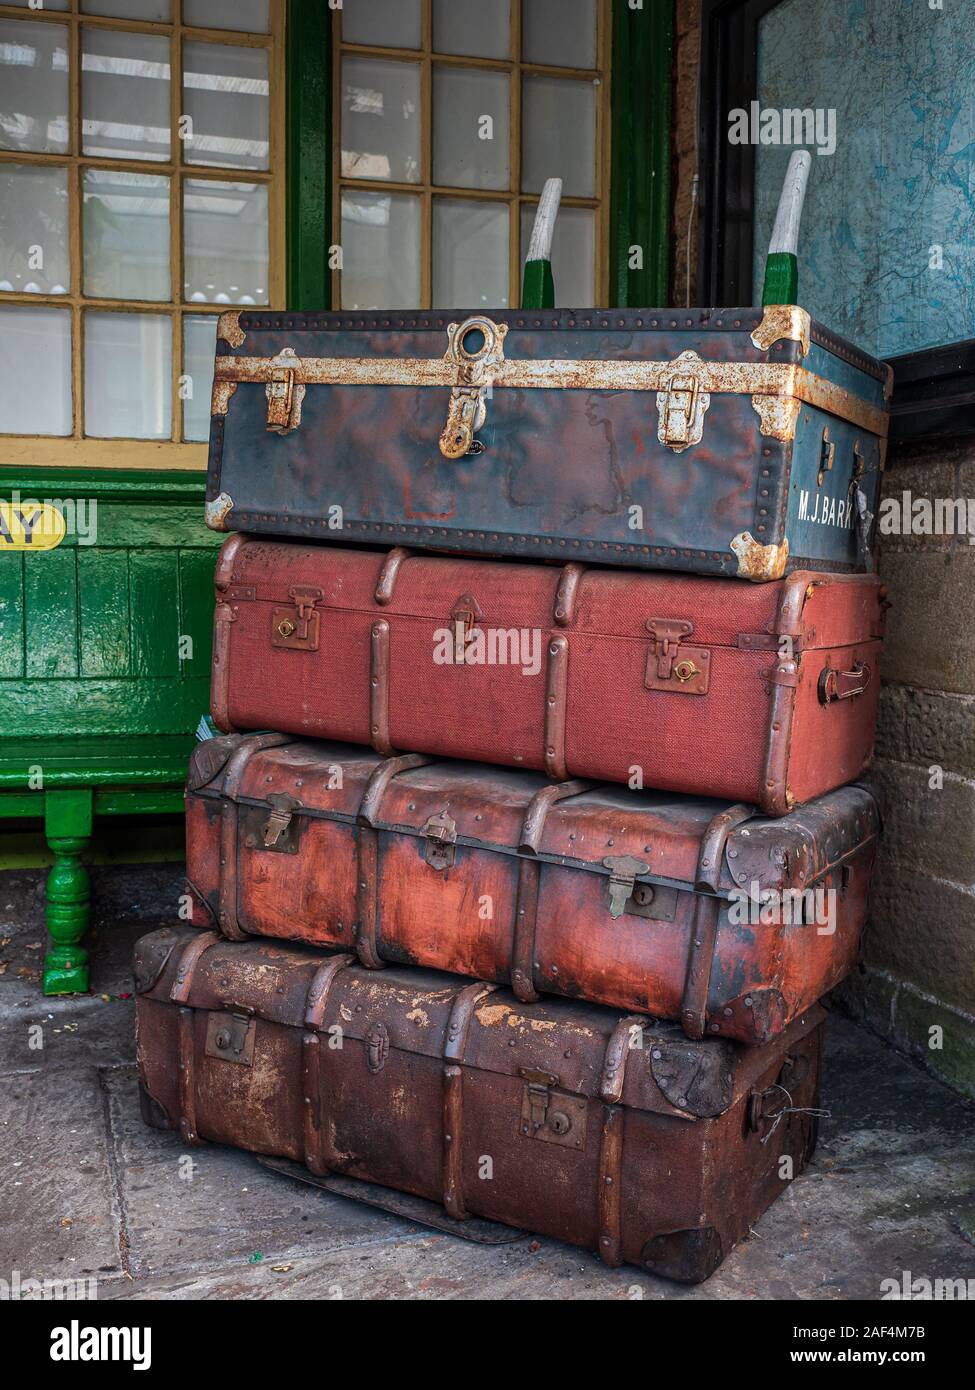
[0,1065,121,1281]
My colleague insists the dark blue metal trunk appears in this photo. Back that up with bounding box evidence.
[206,305,890,582]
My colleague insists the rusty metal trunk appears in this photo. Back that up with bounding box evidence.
[135,927,825,1283]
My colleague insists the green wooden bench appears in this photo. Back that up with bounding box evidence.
[0,468,220,995]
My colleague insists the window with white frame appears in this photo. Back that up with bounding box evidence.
[335,0,610,311]
[0,0,283,459]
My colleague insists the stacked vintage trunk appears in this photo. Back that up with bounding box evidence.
[135,302,890,1284]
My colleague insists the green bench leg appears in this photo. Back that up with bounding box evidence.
[43,789,93,996]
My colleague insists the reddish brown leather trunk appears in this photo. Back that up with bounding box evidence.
[135,926,825,1283]
[184,733,880,1044]
[211,537,885,815]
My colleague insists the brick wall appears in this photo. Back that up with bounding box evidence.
[671,7,975,1098]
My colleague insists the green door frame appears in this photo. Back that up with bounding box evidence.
[284,0,674,311]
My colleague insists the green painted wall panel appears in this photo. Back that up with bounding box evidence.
[78,549,131,678]
[129,550,181,680]
[25,549,78,679]
[178,547,217,677]
[0,552,25,678]
[2,678,211,739]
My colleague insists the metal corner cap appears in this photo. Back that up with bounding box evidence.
[730,532,790,582]
[751,305,811,358]
[205,492,234,530]
[217,310,246,348]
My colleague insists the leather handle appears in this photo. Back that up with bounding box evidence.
[818,660,871,704]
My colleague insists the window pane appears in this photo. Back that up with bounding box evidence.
[520,203,594,305]
[340,191,421,310]
[0,306,71,435]
[342,57,421,184]
[184,179,268,305]
[82,28,171,162]
[83,170,170,301]
[433,0,510,60]
[0,165,70,295]
[522,0,597,68]
[521,75,596,197]
[85,311,171,438]
[433,199,508,309]
[182,314,218,442]
[0,20,69,155]
[343,0,421,50]
[6,1,69,9]
[81,1,172,19]
[433,68,509,191]
[183,40,269,171]
[183,0,269,32]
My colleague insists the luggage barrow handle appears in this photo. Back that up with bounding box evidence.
[818,660,871,704]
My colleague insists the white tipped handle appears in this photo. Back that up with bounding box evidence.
[769,151,811,256]
[526,177,563,262]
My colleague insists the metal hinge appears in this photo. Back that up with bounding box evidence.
[602,854,651,919]
[271,585,323,651]
[205,1009,256,1065]
[518,1067,586,1149]
[645,618,711,695]
[422,811,457,870]
[817,426,835,486]
[265,348,305,435]
[655,350,710,452]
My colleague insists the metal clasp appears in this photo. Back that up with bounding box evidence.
[205,1009,256,1065]
[271,585,323,651]
[265,347,305,435]
[449,592,483,660]
[602,854,651,920]
[518,1067,586,1148]
[439,316,507,459]
[422,811,457,870]
[645,619,711,695]
[262,792,301,849]
[817,426,836,486]
[656,350,710,452]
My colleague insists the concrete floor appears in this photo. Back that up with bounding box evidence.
[2,863,975,1301]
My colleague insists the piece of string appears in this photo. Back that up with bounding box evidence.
[758,1082,831,1145]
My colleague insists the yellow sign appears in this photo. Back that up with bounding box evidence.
[0,502,67,551]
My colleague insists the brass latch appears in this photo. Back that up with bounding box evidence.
[265,347,305,435]
[271,585,323,651]
[262,792,301,849]
[602,854,651,920]
[439,316,507,459]
[422,811,457,870]
[204,1009,256,1065]
[655,350,710,452]
[645,619,710,695]
[518,1067,586,1148]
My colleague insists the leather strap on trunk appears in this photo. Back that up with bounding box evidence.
[301,954,355,1176]
[512,778,595,1002]
[170,929,222,1147]
[215,733,294,941]
[354,753,434,968]
[597,1015,649,1267]
[441,982,499,1220]
[682,804,755,1039]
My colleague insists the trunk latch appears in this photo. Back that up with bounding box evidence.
[449,593,483,659]
[645,619,710,695]
[518,1068,586,1148]
[205,1009,256,1065]
[602,854,651,919]
[439,316,507,459]
[422,811,457,870]
[271,585,323,651]
[656,350,710,452]
[265,347,305,434]
[261,792,301,849]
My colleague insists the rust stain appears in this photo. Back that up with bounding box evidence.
[210,380,238,417]
[751,394,801,441]
[730,531,790,581]
[217,310,246,348]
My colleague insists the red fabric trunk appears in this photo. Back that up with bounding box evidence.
[212,536,885,815]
